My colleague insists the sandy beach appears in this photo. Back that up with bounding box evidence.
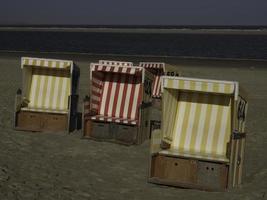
[0,52,267,199]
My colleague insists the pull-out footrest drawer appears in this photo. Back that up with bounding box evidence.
[87,121,138,145]
[149,155,229,191]
[90,121,113,139]
[113,124,138,144]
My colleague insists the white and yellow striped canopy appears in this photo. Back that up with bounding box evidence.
[21,57,72,113]
[163,77,236,95]
[22,57,73,71]
[159,77,238,161]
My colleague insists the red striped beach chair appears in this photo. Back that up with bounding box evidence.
[139,62,167,134]
[149,76,248,190]
[83,63,153,144]
[139,62,165,99]
[14,57,80,133]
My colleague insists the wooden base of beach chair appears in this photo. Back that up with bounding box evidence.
[114,124,139,144]
[83,119,150,145]
[83,103,151,145]
[83,118,93,138]
[149,154,229,191]
[15,111,68,132]
[83,120,139,145]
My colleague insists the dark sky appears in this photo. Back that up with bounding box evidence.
[1,0,267,25]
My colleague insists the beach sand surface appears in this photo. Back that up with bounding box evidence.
[0,52,267,200]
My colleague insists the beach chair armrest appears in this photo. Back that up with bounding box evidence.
[160,140,171,149]
[15,88,30,111]
[15,89,22,112]
[232,130,246,139]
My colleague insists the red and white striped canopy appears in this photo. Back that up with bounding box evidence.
[91,64,142,75]
[139,62,165,69]
[88,64,143,125]
[99,60,133,67]
[152,75,161,98]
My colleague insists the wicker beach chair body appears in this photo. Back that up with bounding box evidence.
[149,76,248,191]
[14,57,80,133]
[83,63,153,145]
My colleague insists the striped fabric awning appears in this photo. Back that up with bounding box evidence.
[22,57,73,71]
[163,77,236,95]
[99,60,133,66]
[139,62,165,69]
[152,74,162,98]
[91,63,142,75]
[88,64,143,125]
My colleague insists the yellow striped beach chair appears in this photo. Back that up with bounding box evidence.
[14,57,80,132]
[149,76,248,190]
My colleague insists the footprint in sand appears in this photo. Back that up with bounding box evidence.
[0,167,10,183]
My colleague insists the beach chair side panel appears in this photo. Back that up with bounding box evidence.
[83,68,109,138]
[68,64,80,132]
[228,94,248,188]
[136,70,154,144]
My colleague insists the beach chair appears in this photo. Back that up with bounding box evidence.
[14,57,80,132]
[149,76,248,190]
[83,63,153,145]
[139,62,165,100]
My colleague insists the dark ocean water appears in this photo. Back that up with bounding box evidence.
[0,30,267,59]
